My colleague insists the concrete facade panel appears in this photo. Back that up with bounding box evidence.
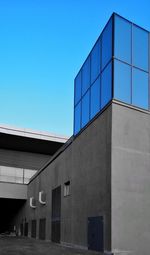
[22,105,112,251]
[111,102,150,255]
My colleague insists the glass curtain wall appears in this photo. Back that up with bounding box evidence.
[114,14,149,109]
[74,13,150,135]
[0,165,37,184]
[74,17,113,135]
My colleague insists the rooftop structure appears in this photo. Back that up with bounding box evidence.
[74,13,150,135]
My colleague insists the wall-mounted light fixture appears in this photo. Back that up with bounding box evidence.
[39,191,46,205]
[29,197,36,209]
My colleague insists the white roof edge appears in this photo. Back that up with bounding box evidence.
[0,124,69,143]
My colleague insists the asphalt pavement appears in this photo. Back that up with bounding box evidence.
[0,236,102,255]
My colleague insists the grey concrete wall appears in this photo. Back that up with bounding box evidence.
[0,182,27,199]
[0,149,50,170]
[111,102,150,255]
[20,105,112,251]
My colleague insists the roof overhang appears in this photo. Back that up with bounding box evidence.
[0,124,69,155]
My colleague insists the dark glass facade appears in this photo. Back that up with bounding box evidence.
[74,13,150,135]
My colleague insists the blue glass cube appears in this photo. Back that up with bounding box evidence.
[74,13,150,135]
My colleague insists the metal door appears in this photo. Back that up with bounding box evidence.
[88,216,104,252]
[51,221,60,243]
[31,220,36,238]
[20,223,23,236]
[39,218,46,240]
[24,222,28,237]
[51,186,61,243]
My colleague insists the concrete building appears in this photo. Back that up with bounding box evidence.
[1,13,150,255]
[0,124,67,233]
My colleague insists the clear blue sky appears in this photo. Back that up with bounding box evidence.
[0,0,150,136]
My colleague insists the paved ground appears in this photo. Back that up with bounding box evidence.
[0,236,102,255]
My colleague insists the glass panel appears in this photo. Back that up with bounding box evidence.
[102,18,112,70]
[91,39,101,84]
[24,178,29,184]
[132,68,148,109]
[0,166,36,184]
[74,71,82,105]
[0,166,17,183]
[15,168,23,183]
[1,166,12,176]
[82,57,90,96]
[101,62,112,109]
[15,168,23,177]
[74,102,81,135]
[132,25,149,71]
[81,90,90,128]
[90,76,100,119]
[114,60,131,104]
[24,170,37,184]
[114,15,131,64]
[24,170,37,179]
